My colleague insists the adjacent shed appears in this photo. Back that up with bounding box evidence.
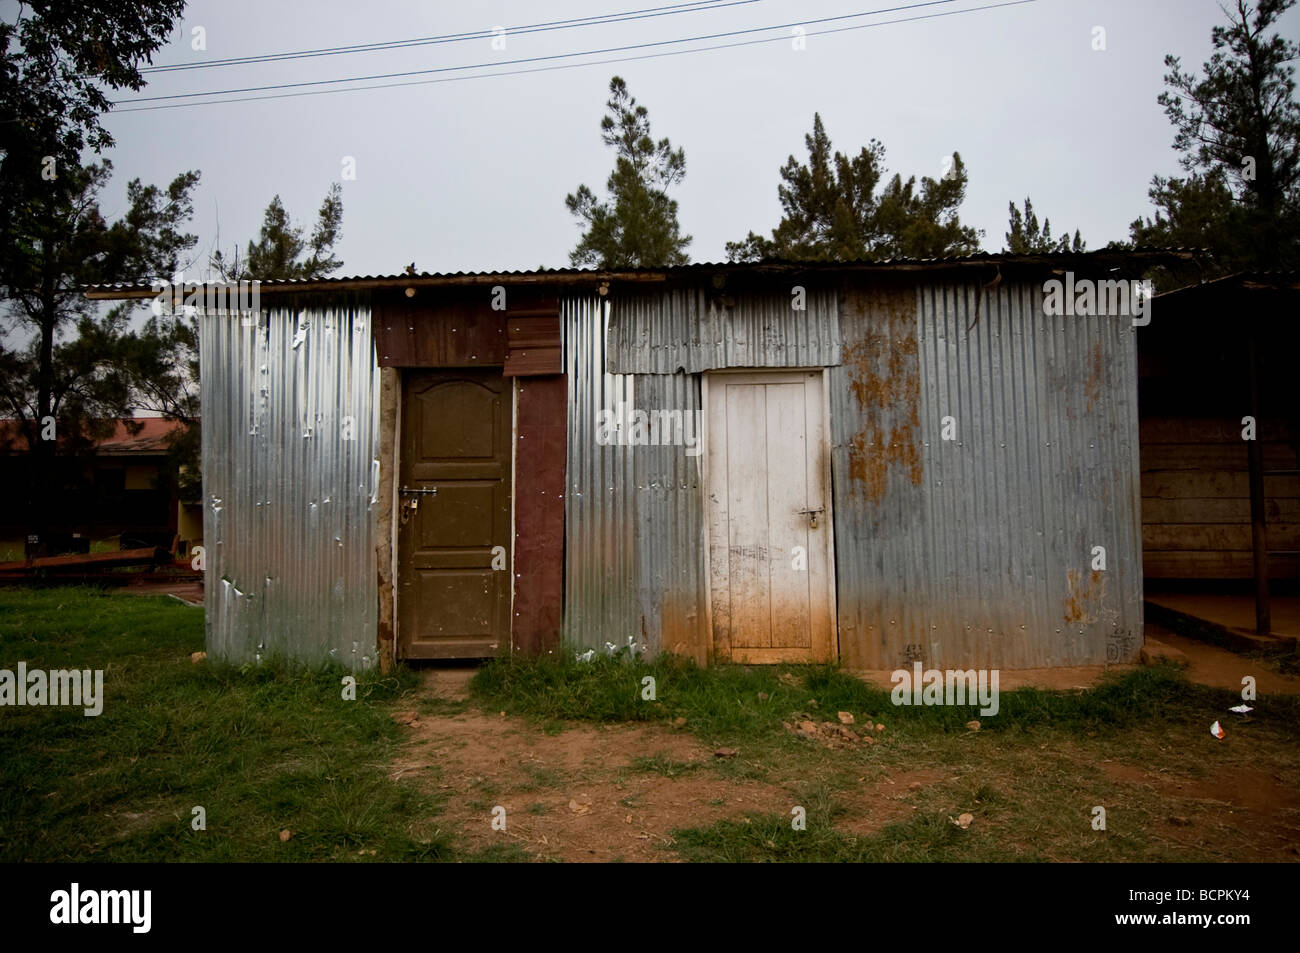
[1139,272,1300,634]
[89,251,1184,670]
[0,417,196,558]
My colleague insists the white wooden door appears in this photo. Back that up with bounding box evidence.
[705,370,836,663]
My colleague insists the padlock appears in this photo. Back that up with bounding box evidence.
[400,496,419,525]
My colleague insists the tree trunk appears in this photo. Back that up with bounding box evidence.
[31,273,57,551]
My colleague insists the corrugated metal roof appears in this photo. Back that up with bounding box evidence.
[84,248,1204,299]
[1154,269,1300,299]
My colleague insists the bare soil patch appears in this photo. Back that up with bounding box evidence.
[835,768,948,836]
[394,711,935,861]
[1101,761,1300,860]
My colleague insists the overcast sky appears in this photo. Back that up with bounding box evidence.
[54,0,1300,277]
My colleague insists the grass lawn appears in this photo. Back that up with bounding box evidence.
[0,586,452,861]
[3,586,1298,862]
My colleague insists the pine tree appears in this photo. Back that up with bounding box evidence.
[1131,0,1300,272]
[565,77,691,268]
[212,184,344,281]
[726,113,982,262]
[1005,197,1085,253]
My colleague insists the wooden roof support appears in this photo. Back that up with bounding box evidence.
[1246,324,1271,635]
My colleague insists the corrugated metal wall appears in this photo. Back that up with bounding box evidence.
[565,287,844,659]
[829,279,1143,669]
[607,287,841,374]
[562,296,709,657]
[200,296,381,669]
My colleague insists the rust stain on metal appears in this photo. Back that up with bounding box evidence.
[842,287,922,504]
[661,593,707,665]
[1084,342,1104,414]
[1064,568,1105,623]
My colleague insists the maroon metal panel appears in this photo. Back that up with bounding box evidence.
[373,290,507,367]
[374,290,561,369]
[504,312,562,377]
[512,374,567,654]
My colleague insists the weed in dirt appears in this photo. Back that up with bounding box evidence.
[417,696,469,717]
[460,842,533,863]
[517,765,564,791]
[630,753,703,778]
[671,807,1021,863]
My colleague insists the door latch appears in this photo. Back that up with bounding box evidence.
[400,486,437,525]
[797,506,825,529]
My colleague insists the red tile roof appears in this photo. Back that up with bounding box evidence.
[0,418,188,454]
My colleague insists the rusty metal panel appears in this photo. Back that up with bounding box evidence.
[561,296,708,659]
[607,286,840,374]
[200,296,380,669]
[830,279,1143,669]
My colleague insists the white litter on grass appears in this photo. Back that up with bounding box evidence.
[1210,720,1226,739]
[1229,704,1254,714]
[575,649,595,663]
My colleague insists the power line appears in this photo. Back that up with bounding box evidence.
[110,0,1036,114]
[117,0,967,104]
[142,0,761,73]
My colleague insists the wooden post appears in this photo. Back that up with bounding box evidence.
[1246,328,1270,635]
[375,366,399,672]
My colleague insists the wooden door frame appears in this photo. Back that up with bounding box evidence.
[701,367,838,664]
[387,371,402,661]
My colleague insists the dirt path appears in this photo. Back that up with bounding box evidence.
[122,577,203,606]
[396,712,757,860]
[393,653,1300,862]
[1146,628,1300,694]
[395,671,945,862]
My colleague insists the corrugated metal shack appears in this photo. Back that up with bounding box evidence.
[89,251,1185,671]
